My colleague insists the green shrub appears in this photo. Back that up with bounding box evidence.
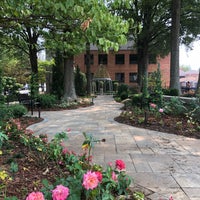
[131,94,143,107]
[117,84,128,97]
[0,104,13,121]
[162,88,170,95]
[169,88,179,96]
[120,91,128,101]
[0,94,5,104]
[37,94,57,108]
[9,104,28,118]
[75,66,86,96]
[164,97,188,116]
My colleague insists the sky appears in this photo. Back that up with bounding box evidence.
[179,40,200,70]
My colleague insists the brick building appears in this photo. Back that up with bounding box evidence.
[74,43,170,88]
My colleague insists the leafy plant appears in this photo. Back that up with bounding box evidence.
[36,94,57,108]
[9,162,18,173]
[163,97,188,116]
[0,130,8,148]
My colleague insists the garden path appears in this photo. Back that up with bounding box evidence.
[27,95,200,200]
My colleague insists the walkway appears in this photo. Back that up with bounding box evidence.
[28,95,200,200]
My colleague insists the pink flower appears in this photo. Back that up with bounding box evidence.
[82,171,99,190]
[150,103,156,108]
[108,162,112,167]
[112,172,118,182]
[26,192,45,200]
[62,147,69,155]
[95,171,103,182]
[115,160,126,170]
[52,185,70,200]
[67,128,71,132]
[169,196,174,200]
[159,108,164,113]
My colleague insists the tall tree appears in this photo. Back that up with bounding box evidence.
[44,0,128,100]
[170,0,181,94]
[108,0,171,92]
[108,0,200,93]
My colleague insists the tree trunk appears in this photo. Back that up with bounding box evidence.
[26,27,39,96]
[85,42,91,95]
[170,0,181,94]
[63,55,77,101]
[195,68,200,95]
[137,40,149,94]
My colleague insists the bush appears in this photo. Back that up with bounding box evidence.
[37,94,57,108]
[117,84,128,97]
[75,66,86,96]
[131,94,143,107]
[0,104,27,121]
[163,97,188,116]
[9,104,28,118]
[120,91,128,101]
[169,88,179,96]
[0,104,13,121]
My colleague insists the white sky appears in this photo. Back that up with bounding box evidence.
[179,40,200,70]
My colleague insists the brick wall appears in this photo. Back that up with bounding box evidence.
[74,50,170,88]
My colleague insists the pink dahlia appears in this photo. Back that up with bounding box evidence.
[115,159,126,170]
[82,171,99,190]
[112,171,118,182]
[150,103,157,108]
[95,171,103,182]
[52,185,70,200]
[26,191,45,200]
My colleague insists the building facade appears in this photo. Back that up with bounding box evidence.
[74,45,170,88]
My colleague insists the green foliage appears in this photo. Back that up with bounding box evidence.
[131,94,143,107]
[0,104,13,121]
[8,104,28,118]
[117,84,129,97]
[120,91,128,101]
[0,129,8,148]
[74,66,86,97]
[2,76,22,98]
[164,97,188,116]
[113,81,119,93]
[185,99,200,123]
[51,51,64,99]
[169,88,179,96]
[10,161,18,173]
[148,64,163,107]
[37,94,57,108]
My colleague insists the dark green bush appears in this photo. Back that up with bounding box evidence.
[120,91,128,101]
[163,88,179,96]
[164,97,187,116]
[117,84,128,97]
[169,88,179,96]
[131,94,143,107]
[75,66,86,96]
[0,104,13,121]
[9,104,28,118]
[0,94,5,104]
[37,94,57,108]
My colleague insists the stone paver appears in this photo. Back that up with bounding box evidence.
[28,95,200,200]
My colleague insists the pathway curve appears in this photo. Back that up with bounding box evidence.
[28,95,200,200]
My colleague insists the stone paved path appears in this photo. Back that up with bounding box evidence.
[28,95,200,200]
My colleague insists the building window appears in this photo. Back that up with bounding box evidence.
[84,54,94,65]
[129,54,138,64]
[129,73,138,83]
[149,54,157,64]
[115,54,125,64]
[115,73,125,83]
[98,54,107,64]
